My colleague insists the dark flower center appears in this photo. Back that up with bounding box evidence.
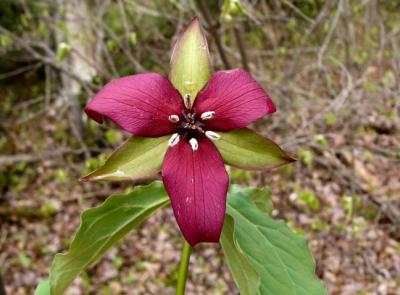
[168,95,219,150]
[177,110,206,140]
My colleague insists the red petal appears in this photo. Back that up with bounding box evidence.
[194,69,276,131]
[162,137,229,246]
[85,73,184,136]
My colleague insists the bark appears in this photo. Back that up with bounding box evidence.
[56,0,97,148]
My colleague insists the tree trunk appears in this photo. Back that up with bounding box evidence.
[56,0,97,149]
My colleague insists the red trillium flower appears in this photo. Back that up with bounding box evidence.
[83,18,294,246]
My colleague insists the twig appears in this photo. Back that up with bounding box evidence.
[0,148,100,167]
[318,0,343,67]
[0,25,96,94]
[281,0,315,24]
[0,62,42,80]
[233,25,249,72]
[102,23,145,73]
[284,0,332,81]
[311,144,400,227]
[196,0,231,68]
[0,206,56,221]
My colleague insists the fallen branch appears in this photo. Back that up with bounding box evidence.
[0,148,102,167]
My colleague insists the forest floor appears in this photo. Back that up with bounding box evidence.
[1,81,399,294]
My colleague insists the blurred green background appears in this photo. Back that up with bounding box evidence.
[0,0,399,294]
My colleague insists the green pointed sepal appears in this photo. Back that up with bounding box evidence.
[81,136,170,182]
[169,17,212,105]
[214,128,296,171]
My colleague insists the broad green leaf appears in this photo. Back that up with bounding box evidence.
[226,189,327,295]
[221,215,260,295]
[169,17,212,105]
[49,182,169,295]
[229,184,273,215]
[214,128,295,171]
[81,136,169,181]
[34,279,50,295]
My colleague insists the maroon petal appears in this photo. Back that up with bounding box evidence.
[85,73,184,137]
[194,69,276,131]
[162,137,229,246]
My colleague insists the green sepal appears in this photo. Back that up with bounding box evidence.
[214,128,295,171]
[48,182,169,295]
[169,17,212,105]
[81,136,169,182]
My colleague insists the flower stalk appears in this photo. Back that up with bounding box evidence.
[176,240,192,295]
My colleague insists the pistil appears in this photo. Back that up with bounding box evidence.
[184,94,192,110]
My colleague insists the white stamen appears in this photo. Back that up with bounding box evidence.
[184,93,192,109]
[168,114,180,123]
[168,133,180,147]
[189,138,198,151]
[205,131,221,141]
[200,111,215,120]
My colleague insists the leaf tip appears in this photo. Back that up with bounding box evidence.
[183,16,204,36]
[188,15,201,27]
[79,169,106,182]
[169,16,212,100]
[170,16,207,58]
[79,174,91,182]
[284,153,297,164]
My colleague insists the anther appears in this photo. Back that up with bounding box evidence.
[205,131,221,141]
[168,133,180,147]
[184,93,192,110]
[168,114,180,123]
[189,138,198,151]
[200,111,215,120]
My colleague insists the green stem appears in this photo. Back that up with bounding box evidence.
[176,240,191,295]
